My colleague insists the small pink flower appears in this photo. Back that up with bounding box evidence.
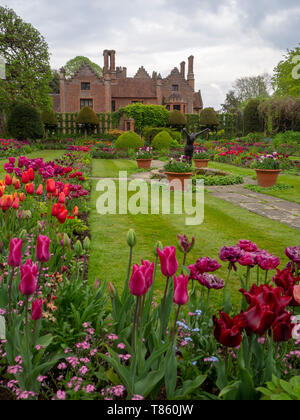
[56,390,66,400]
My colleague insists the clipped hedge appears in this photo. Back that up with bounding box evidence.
[143,126,182,144]
[168,110,187,128]
[115,131,144,151]
[7,102,44,140]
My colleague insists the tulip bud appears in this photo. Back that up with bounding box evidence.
[19,229,27,240]
[108,282,116,298]
[127,229,137,248]
[83,237,90,252]
[94,278,100,290]
[74,240,83,256]
[154,241,163,256]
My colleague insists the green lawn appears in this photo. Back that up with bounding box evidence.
[92,159,138,178]
[210,161,300,204]
[88,165,299,309]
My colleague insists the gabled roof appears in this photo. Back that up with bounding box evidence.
[134,66,151,79]
[194,91,203,109]
[67,62,103,81]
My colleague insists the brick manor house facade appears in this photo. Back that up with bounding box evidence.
[52,50,203,116]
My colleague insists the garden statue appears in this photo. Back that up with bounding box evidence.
[183,127,210,161]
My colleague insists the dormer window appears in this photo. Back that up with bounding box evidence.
[172,85,179,92]
[81,82,90,91]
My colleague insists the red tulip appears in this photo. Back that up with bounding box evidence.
[294,285,300,305]
[14,179,20,190]
[21,171,29,184]
[157,246,178,277]
[272,312,293,342]
[28,167,35,181]
[25,183,34,195]
[56,207,68,224]
[5,174,12,186]
[32,298,43,321]
[36,184,43,196]
[12,197,19,209]
[213,311,246,348]
[46,179,56,194]
[36,235,51,263]
[8,238,23,267]
[273,267,300,307]
[58,192,66,204]
[173,274,189,306]
[19,259,38,296]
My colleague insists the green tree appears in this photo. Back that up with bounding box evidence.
[7,102,44,140]
[233,74,271,103]
[49,70,60,94]
[221,90,241,113]
[168,110,187,129]
[76,106,99,137]
[272,44,300,97]
[64,56,102,79]
[243,99,263,135]
[199,107,219,131]
[0,6,52,112]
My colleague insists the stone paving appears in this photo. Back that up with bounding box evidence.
[91,160,300,230]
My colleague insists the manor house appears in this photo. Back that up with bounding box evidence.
[52,50,203,115]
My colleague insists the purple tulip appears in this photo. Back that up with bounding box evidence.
[219,246,243,271]
[19,260,38,296]
[237,240,258,253]
[285,246,300,264]
[197,273,224,290]
[8,238,23,268]
[238,252,257,268]
[36,235,51,263]
[157,246,178,278]
[256,251,280,271]
[177,234,195,254]
[188,257,221,280]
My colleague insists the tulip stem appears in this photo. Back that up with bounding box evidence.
[171,305,181,343]
[161,277,170,327]
[132,296,140,352]
[8,267,15,325]
[181,253,187,275]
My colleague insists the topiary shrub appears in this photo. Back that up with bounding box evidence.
[42,108,58,138]
[143,126,182,144]
[152,130,173,151]
[7,102,44,140]
[115,131,144,151]
[199,108,219,131]
[168,110,187,129]
[243,99,263,135]
[76,106,99,137]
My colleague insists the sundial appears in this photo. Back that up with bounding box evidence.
[0,57,6,80]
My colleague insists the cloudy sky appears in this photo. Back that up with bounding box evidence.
[1,0,299,109]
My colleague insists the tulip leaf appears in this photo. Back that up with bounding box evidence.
[165,348,178,399]
[37,334,53,348]
[134,368,165,398]
[174,375,207,399]
[0,315,5,340]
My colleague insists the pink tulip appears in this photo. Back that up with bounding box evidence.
[141,259,155,290]
[129,263,149,296]
[8,238,23,267]
[36,235,51,263]
[157,246,178,278]
[294,285,300,305]
[173,274,189,306]
[32,298,43,321]
[19,260,38,296]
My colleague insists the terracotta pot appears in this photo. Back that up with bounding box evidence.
[136,159,152,169]
[255,169,281,188]
[165,172,193,191]
[194,159,210,169]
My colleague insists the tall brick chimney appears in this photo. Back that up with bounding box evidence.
[110,50,116,83]
[103,50,109,74]
[180,61,186,79]
[187,55,195,90]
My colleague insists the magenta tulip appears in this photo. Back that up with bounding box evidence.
[129,264,148,296]
[8,238,23,267]
[173,274,189,306]
[157,246,178,278]
[19,260,38,296]
[141,259,155,290]
[36,235,51,263]
[32,298,43,321]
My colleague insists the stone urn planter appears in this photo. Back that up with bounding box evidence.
[255,169,281,188]
[165,172,193,191]
[194,159,210,169]
[136,159,152,169]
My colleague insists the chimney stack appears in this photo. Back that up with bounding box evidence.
[180,61,186,79]
[187,55,195,90]
[103,50,109,74]
[110,50,116,72]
